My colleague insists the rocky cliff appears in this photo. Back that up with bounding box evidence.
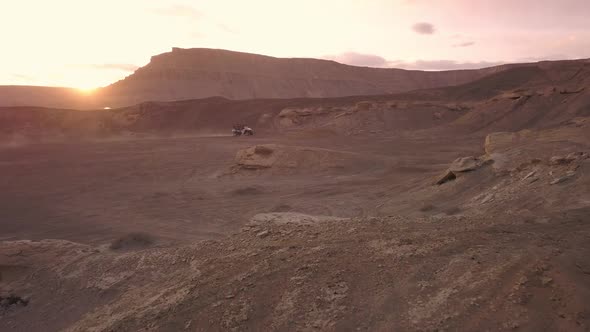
[0,48,518,109]
[2,48,586,109]
[100,47,509,107]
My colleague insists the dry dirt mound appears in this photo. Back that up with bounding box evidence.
[231,144,380,174]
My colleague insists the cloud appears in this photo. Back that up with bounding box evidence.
[516,54,574,62]
[153,4,202,19]
[453,41,476,47]
[76,64,140,72]
[412,22,435,34]
[10,73,35,83]
[324,52,506,70]
[323,52,389,67]
[389,59,505,71]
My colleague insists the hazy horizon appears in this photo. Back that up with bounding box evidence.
[2,0,589,89]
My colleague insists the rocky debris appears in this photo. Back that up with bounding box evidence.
[232,144,368,174]
[550,155,576,166]
[564,117,589,128]
[571,151,589,159]
[277,108,316,126]
[547,153,588,187]
[249,212,348,226]
[0,295,28,309]
[522,171,536,180]
[481,194,494,204]
[449,156,481,172]
[436,170,457,185]
[519,158,543,169]
[559,87,585,94]
[540,276,553,286]
[436,156,485,185]
[2,198,590,331]
[256,230,270,238]
[279,108,314,119]
[502,91,534,100]
[550,171,576,185]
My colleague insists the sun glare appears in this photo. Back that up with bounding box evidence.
[77,87,96,95]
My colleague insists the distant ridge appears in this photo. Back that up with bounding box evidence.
[0,47,587,109]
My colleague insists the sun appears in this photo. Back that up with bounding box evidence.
[73,79,101,95]
[77,87,97,95]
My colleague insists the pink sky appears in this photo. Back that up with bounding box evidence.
[1,0,589,89]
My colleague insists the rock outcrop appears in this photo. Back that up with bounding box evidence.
[100,48,511,107]
[436,156,486,185]
[235,145,280,169]
[449,156,481,172]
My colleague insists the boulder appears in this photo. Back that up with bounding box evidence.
[550,152,588,166]
[436,156,485,185]
[559,87,585,94]
[522,171,536,180]
[549,155,575,166]
[449,156,480,172]
[256,230,270,238]
[550,171,576,185]
[436,170,457,185]
[567,152,589,161]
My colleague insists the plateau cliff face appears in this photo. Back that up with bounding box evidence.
[100,48,508,107]
[2,48,585,109]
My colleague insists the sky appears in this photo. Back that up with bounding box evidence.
[1,0,589,89]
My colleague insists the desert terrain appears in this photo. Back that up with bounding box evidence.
[1,58,590,331]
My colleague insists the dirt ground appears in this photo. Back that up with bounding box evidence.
[0,131,481,245]
[1,124,589,331]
